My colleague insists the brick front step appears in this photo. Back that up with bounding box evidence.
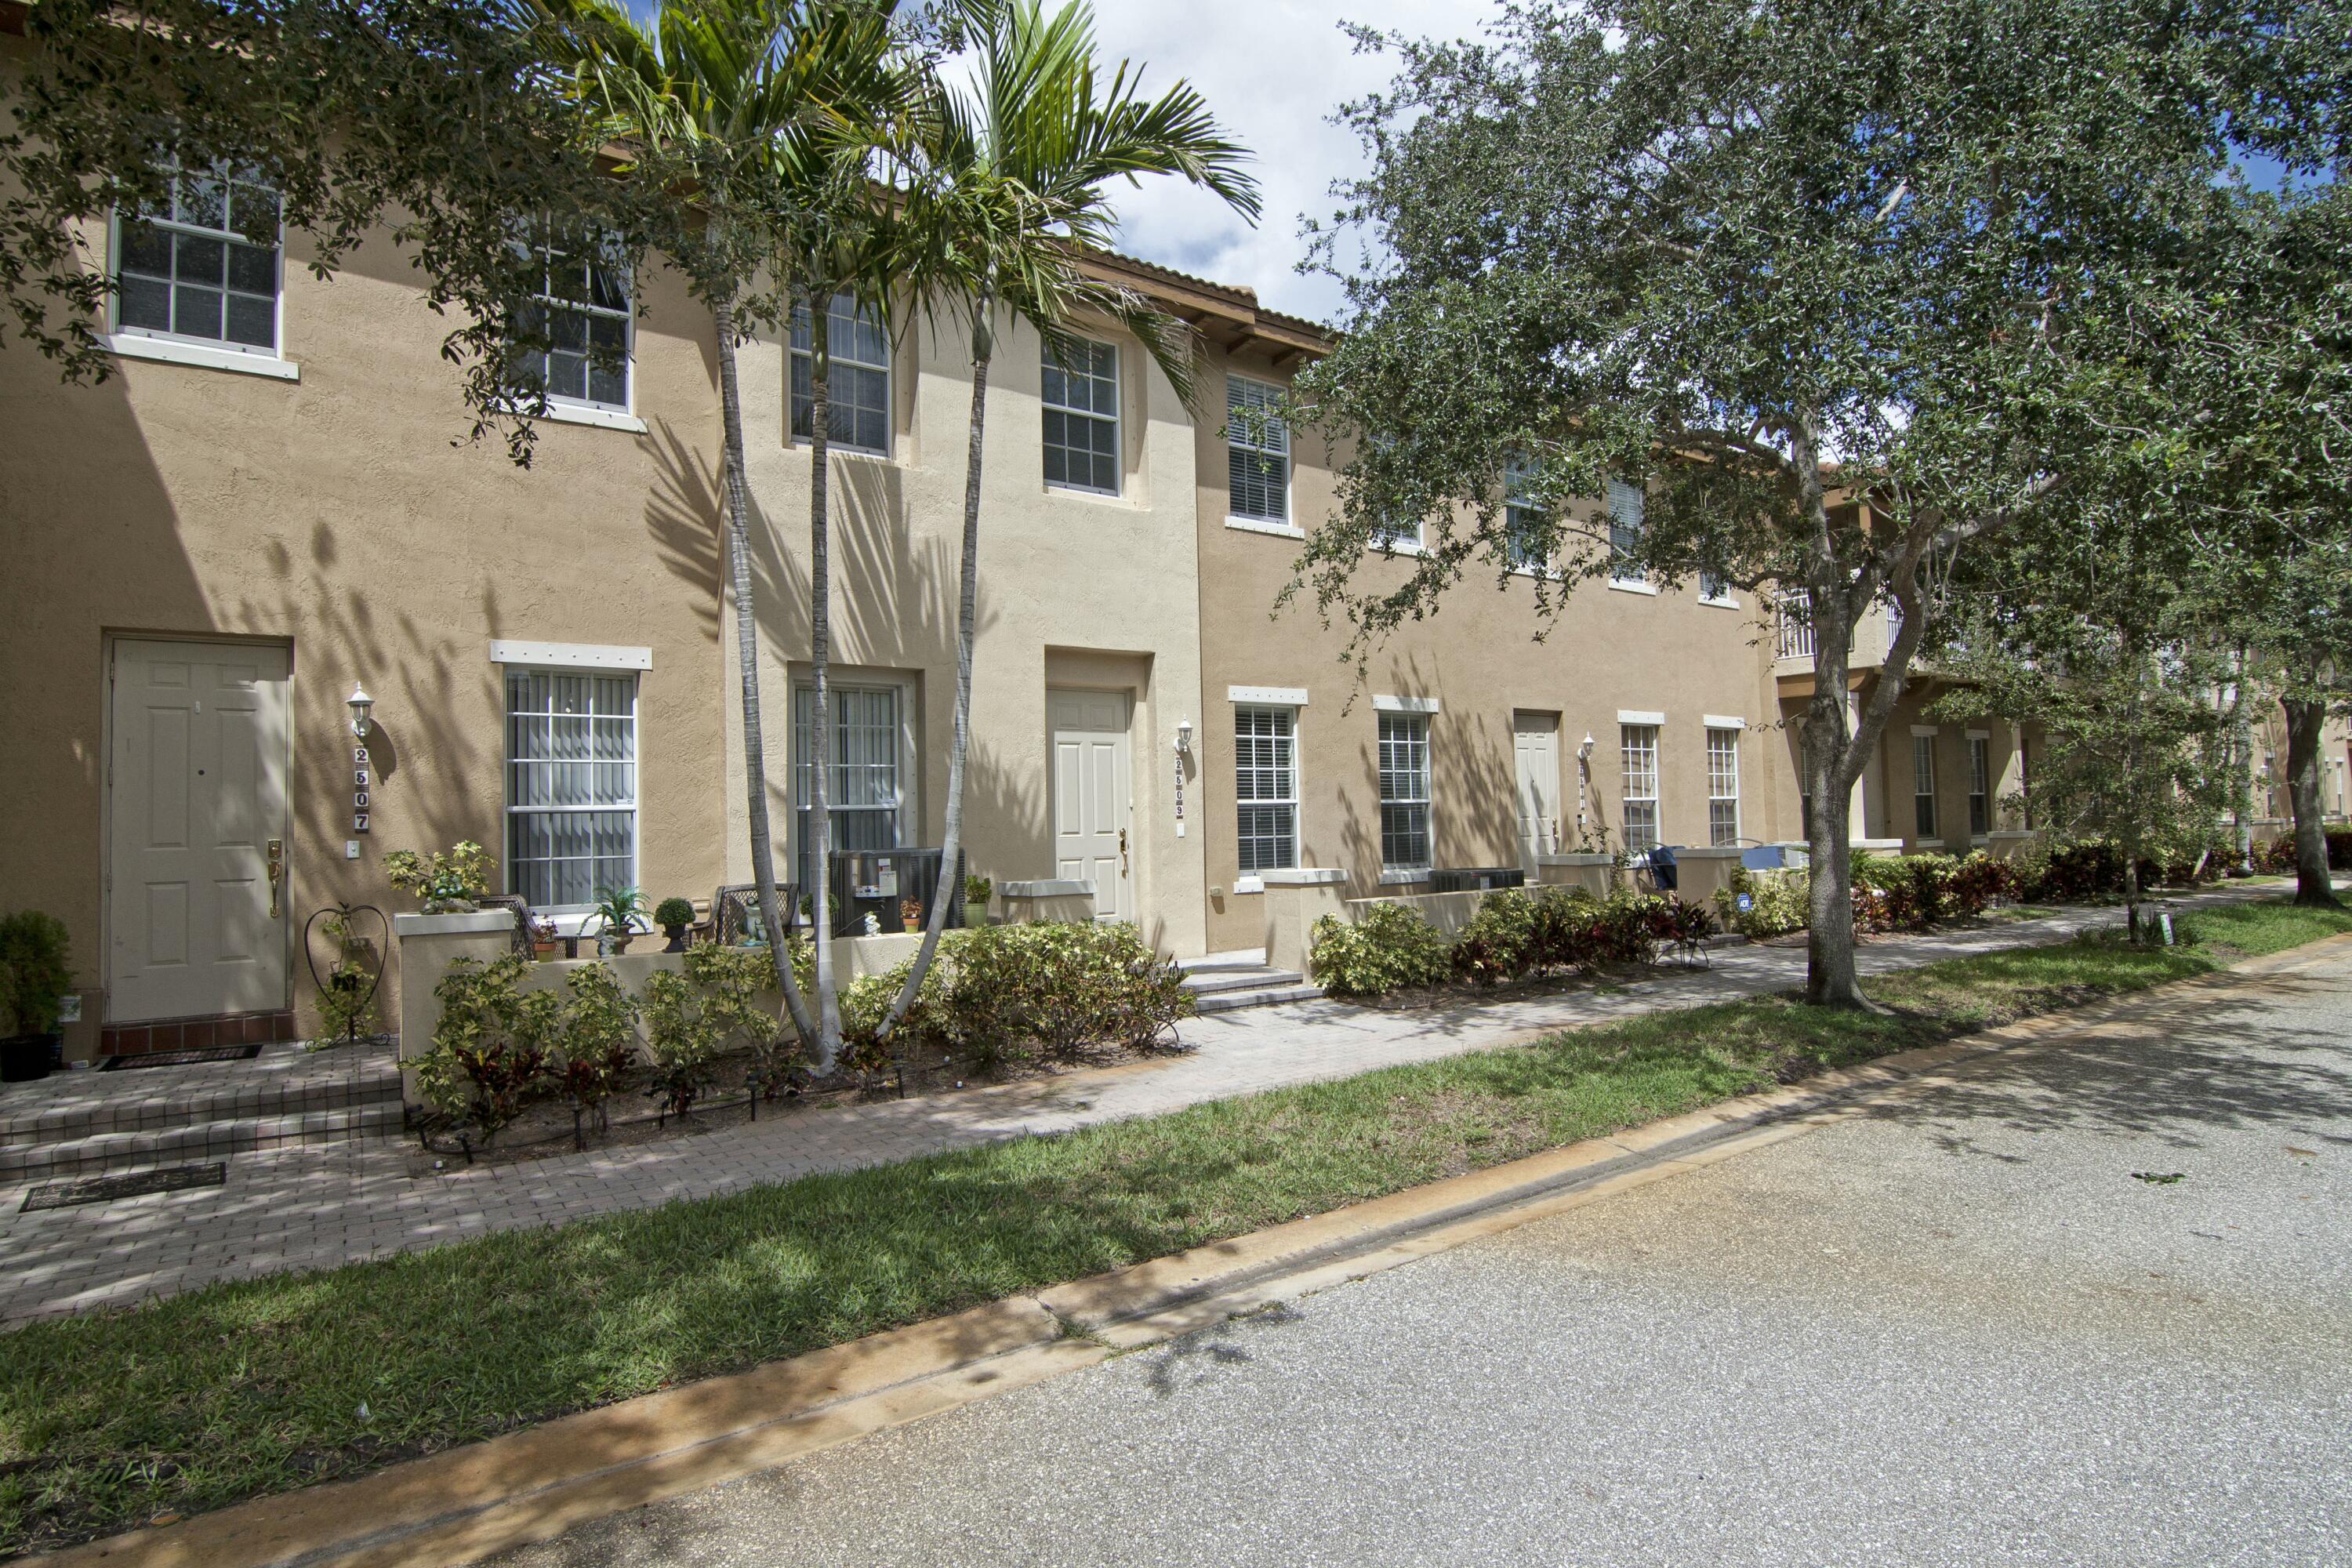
[99,1009,299,1058]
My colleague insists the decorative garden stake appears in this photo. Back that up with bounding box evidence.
[302,902,387,1047]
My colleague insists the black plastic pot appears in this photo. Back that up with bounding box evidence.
[1,1033,56,1083]
[662,924,689,953]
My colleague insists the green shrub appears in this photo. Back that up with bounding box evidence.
[843,922,1193,1071]
[413,955,558,1142]
[1308,902,1452,996]
[1452,888,1541,985]
[653,897,696,929]
[1715,868,1808,938]
[0,909,73,1035]
[381,840,490,913]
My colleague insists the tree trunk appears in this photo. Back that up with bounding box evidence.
[880,296,993,1040]
[713,287,818,1047]
[1802,648,1869,1007]
[806,303,844,1067]
[2123,847,2144,942]
[2284,696,2339,907]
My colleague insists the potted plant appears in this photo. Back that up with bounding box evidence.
[0,910,73,1082]
[382,840,492,913]
[528,914,561,961]
[964,872,993,924]
[590,887,648,956]
[654,897,695,953]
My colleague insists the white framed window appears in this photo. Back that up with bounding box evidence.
[1227,373,1290,524]
[1707,727,1740,847]
[1379,712,1432,873]
[1504,456,1547,572]
[792,683,909,891]
[1969,735,1991,837]
[1913,732,1939,840]
[1607,477,1648,587]
[791,292,891,456]
[1042,336,1120,494]
[504,669,638,912]
[1236,705,1298,873]
[509,222,632,413]
[1369,515,1422,553]
[112,162,282,354]
[1699,568,1736,606]
[1621,723,1661,852]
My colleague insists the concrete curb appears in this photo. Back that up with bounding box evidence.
[33,930,2352,1568]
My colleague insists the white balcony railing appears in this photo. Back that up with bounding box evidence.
[1775,593,1903,666]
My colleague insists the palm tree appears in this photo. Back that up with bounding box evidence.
[873,0,1259,1040]
[528,0,912,1056]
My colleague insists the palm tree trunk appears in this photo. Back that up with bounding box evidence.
[881,294,993,1038]
[806,302,844,1068]
[713,285,818,1047]
[2285,695,2339,907]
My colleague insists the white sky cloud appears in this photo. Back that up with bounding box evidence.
[1080,1,1497,325]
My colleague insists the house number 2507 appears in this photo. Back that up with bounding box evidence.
[354,743,372,833]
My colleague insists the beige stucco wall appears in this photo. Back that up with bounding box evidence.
[0,111,727,1051]
[725,303,1209,958]
[1191,344,1795,953]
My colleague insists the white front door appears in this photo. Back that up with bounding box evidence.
[1048,688,1133,923]
[107,639,292,1022]
[1513,712,1563,868]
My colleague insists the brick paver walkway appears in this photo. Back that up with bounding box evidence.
[0,889,2298,1323]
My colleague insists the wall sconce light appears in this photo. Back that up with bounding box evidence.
[1175,718,1193,755]
[1577,731,1596,762]
[347,682,375,739]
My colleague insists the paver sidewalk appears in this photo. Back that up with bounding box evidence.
[0,888,2294,1323]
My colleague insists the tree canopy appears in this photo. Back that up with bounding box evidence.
[1288,0,2352,1000]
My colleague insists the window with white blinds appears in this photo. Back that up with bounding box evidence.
[793,684,905,890]
[1227,374,1290,523]
[1236,705,1298,873]
[505,670,637,910]
[1707,727,1740,847]
[1379,712,1432,872]
[1621,723,1661,852]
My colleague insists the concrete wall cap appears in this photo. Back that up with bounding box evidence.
[1537,853,1617,866]
[1261,867,1348,885]
[1001,879,1095,898]
[393,911,517,937]
[1669,846,1745,859]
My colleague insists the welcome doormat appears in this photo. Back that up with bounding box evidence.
[98,1045,263,1071]
[22,1163,227,1212]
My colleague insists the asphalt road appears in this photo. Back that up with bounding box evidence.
[488,943,2352,1568]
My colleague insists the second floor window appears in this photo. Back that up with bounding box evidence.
[791,293,891,456]
[510,226,632,412]
[1227,374,1290,523]
[1607,478,1646,585]
[1043,337,1120,494]
[114,164,282,353]
[1504,456,1547,572]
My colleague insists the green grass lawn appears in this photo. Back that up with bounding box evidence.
[3,899,2347,1555]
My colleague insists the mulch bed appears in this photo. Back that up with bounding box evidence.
[405,1035,1181,1174]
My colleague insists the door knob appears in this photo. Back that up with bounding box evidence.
[267,838,285,918]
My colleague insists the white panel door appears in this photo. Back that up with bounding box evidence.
[1048,688,1132,923]
[108,639,292,1021]
[1513,711,1563,869]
